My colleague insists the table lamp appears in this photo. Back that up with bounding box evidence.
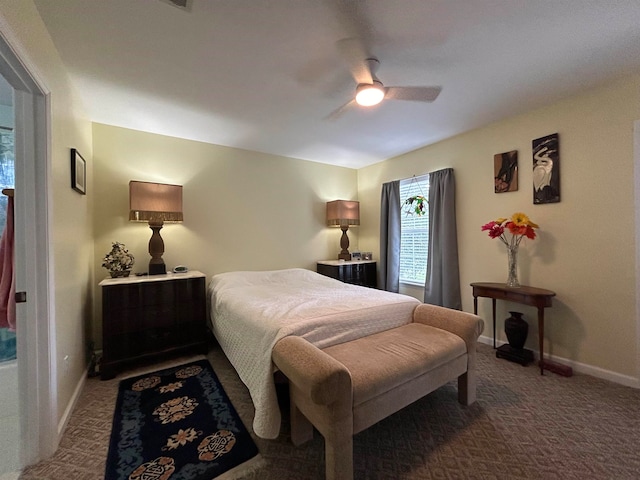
[129,180,183,275]
[326,200,359,261]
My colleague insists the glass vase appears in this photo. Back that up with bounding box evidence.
[506,244,520,288]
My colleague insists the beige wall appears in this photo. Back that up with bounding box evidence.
[0,0,94,424]
[91,123,357,347]
[358,74,640,382]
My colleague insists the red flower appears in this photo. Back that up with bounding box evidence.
[481,221,505,239]
[524,226,536,240]
[482,213,538,247]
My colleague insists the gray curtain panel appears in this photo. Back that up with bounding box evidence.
[424,168,462,309]
[379,180,401,292]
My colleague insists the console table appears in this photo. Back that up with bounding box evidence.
[470,282,571,376]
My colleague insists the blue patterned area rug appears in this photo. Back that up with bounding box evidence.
[105,359,259,480]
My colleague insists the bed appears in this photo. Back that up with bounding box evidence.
[208,268,420,439]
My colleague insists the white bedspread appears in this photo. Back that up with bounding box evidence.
[208,268,420,439]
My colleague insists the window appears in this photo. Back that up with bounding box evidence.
[399,175,429,285]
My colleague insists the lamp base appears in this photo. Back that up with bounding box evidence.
[338,226,351,261]
[148,221,166,275]
[148,262,166,275]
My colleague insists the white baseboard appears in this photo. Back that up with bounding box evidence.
[57,366,89,438]
[478,335,639,389]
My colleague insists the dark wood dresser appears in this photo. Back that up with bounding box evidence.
[99,271,208,380]
[317,260,377,288]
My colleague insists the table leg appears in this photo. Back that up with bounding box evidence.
[538,307,544,375]
[492,298,496,349]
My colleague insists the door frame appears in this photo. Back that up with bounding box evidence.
[0,24,56,465]
[635,120,640,388]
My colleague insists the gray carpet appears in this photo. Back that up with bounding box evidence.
[20,343,640,479]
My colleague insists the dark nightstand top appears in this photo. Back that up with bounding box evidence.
[317,260,376,266]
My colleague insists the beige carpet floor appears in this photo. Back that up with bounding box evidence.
[19,342,640,479]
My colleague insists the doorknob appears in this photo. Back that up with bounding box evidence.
[15,291,26,303]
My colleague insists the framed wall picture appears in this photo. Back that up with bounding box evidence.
[494,150,518,193]
[71,148,86,195]
[532,133,560,204]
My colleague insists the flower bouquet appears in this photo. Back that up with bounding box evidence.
[481,213,538,287]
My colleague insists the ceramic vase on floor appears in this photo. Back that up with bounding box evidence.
[496,311,534,365]
[504,311,528,349]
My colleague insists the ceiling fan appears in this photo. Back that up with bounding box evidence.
[327,38,442,120]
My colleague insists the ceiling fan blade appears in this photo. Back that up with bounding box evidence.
[325,99,357,121]
[385,86,442,102]
[336,37,373,85]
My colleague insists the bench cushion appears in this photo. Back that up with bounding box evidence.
[322,323,467,407]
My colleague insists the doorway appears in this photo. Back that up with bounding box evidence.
[0,29,54,474]
[0,70,17,473]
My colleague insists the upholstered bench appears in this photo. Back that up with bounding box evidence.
[272,303,484,480]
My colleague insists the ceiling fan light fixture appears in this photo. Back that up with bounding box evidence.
[355,82,385,106]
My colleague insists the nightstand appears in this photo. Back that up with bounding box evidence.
[99,271,208,380]
[317,260,377,288]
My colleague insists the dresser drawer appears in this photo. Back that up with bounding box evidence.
[103,306,177,335]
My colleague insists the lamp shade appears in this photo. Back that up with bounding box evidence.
[129,181,183,223]
[326,200,360,227]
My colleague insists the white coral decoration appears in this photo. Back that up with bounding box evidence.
[102,242,134,273]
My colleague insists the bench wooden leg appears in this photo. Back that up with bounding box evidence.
[325,435,353,480]
[457,370,477,406]
[290,400,314,446]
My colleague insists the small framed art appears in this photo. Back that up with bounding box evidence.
[494,150,518,193]
[71,148,86,195]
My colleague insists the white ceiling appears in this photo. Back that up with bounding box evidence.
[33,0,640,169]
